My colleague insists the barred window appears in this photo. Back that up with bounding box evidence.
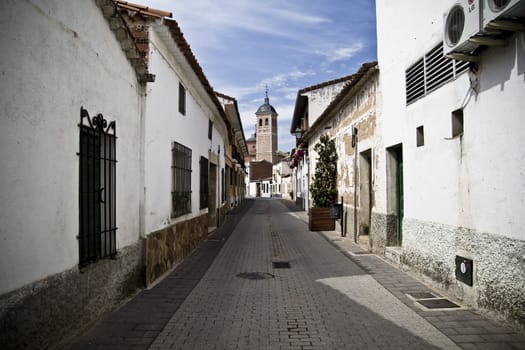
[78,107,117,267]
[200,157,209,209]
[172,142,192,218]
[406,42,469,105]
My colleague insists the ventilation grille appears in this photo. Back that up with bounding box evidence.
[405,43,469,105]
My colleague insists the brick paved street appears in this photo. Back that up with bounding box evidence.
[69,198,525,350]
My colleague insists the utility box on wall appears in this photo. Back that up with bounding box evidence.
[455,255,474,286]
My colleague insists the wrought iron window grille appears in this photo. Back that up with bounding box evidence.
[171,141,192,218]
[200,157,209,209]
[77,107,117,268]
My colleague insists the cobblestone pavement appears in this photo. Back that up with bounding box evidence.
[70,198,525,350]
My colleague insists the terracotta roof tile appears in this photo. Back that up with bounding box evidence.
[163,18,230,128]
[115,1,172,18]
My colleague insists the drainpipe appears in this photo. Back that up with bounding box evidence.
[352,127,358,243]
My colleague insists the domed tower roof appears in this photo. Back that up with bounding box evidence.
[255,90,277,115]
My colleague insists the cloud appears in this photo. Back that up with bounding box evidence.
[316,41,365,64]
[328,43,365,62]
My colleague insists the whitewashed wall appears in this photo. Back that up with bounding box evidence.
[304,82,348,127]
[0,0,143,295]
[144,27,226,234]
[377,0,525,242]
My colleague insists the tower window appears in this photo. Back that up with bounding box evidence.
[265,118,268,126]
[259,119,262,127]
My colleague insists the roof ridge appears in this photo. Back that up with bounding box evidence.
[115,0,172,18]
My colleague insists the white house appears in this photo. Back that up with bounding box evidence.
[216,92,248,209]
[299,62,381,246]
[272,155,292,199]
[116,3,237,286]
[0,1,247,348]
[290,75,356,209]
[0,0,151,347]
[376,0,525,328]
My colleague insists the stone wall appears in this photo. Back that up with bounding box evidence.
[0,242,144,350]
[145,214,208,286]
[401,218,525,330]
[341,207,394,253]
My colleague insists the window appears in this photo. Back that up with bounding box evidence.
[200,157,209,209]
[265,118,268,126]
[172,142,192,218]
[259,119,262,127]
[405,43,469,105]
[178,82,186,115]
[78,107,117,267]
[208,120,213,140]
[416,126,425,147]
[451,109,464,137]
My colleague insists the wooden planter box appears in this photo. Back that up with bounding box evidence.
[309,207,336,231]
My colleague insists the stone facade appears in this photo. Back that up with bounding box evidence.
[0,242,144,350]
[401,218,525,329]
[145,214,208,286]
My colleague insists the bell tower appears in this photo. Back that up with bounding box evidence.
[255,88,278,163]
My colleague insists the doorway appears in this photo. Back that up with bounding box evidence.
[386,145,403,246]
[359,149,372,236]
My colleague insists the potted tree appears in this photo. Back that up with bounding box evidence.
[309,135,338,231]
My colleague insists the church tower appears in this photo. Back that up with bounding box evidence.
[255,90,278,163]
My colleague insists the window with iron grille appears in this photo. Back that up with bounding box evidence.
[200,157,209,209]
[78,107,117,267]
[178,82,186,115]
[405,42,470,105]
[172,142,192,218]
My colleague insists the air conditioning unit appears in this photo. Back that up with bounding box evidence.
[443,0,483,55]
[483,0,525,28]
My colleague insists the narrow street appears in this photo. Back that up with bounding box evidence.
[69,199,525,350]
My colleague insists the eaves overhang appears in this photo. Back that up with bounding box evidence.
[302,61,378,141]
[155,17,228,125]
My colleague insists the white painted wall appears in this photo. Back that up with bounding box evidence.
[144,28,226,234]
[0,0,143,294]
[304,82,348,127]
[377,0,525,240]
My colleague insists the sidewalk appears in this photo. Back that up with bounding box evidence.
[287,205,525,350]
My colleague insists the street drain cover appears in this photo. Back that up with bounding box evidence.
[236,272,274,280]
[273,261,291,268]
[407,292,437,299]
[416,298,460,309]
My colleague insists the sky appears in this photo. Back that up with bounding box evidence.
[141,0,377,153]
